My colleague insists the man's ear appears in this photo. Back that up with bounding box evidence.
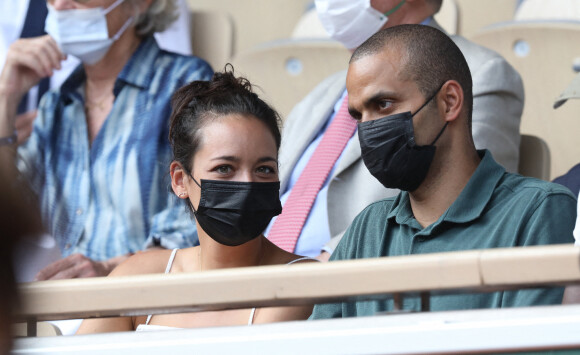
[438,80,464,123]
[170,161,188,198]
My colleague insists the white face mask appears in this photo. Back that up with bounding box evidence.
[45,0,133,65]
[315,0,405,50]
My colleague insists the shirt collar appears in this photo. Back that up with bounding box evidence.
[60,36,159,98]
[387,150,506,227]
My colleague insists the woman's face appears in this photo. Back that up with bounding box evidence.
[181,114,279,210]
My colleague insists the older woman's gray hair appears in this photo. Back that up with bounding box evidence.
[126,0,179,37]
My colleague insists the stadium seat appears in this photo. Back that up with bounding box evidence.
[190,11,234,70]
[231,39,351,120]
[455,0,519,37]
[471,21,580,178]
[518,134,551,180]
[186,0,312,56]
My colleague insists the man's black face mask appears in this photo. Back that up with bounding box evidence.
[357,84,448,192]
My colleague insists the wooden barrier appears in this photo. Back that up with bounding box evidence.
[16,245,580,323]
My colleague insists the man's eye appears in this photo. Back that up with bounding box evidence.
[378,100,393,110]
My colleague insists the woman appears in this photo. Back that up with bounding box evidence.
[76,68,316,333]
[0,0,213,280]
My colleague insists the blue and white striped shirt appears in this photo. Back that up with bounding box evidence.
[18,37,213,261]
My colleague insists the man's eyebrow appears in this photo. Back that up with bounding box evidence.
[364,90,398,107]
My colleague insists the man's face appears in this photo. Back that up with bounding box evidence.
[346,47,442,146]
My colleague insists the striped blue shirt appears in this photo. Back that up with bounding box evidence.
[17,37,213,261]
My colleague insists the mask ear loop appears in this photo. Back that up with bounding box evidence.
[410,82,449,146]
[187,171,202,213]
[384,0,406,16]
[411,81,446,117]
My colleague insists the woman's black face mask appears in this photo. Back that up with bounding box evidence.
[357,84,448,192]
[189,177,282,246]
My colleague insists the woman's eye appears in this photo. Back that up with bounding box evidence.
[256,166,276,175]
[214,165,232,174]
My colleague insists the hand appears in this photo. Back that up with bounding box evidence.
[15,110,36,145]
[315,251,331,262]
[0,35,65,100]
[34,253,130,281]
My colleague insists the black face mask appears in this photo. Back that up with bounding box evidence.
[191,178,282,246]
[358,85,448,192]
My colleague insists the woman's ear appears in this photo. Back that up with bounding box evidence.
[170,161,188,199]
[438,80,464,123]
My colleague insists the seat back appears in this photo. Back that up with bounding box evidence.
[454,0,519,37]
[190,11,234,70]
[518,134,551,180]
[291,7,328,39]
[231,40,351,119]
[434,0,459,35]
[471,22,580,178]
[187,0,312,56]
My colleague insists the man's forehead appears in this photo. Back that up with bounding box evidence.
[347,49,406,91]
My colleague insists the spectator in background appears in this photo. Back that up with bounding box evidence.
[551,73,580,197]
[311,25,575,319]
[0,0,193,144]
[265,0,524,261]
[2,0,197,284]
[555,74,580,305]
[515,0,580,21]
[0,0,212,281]
[77,69,316,334]
[0,133,43,354]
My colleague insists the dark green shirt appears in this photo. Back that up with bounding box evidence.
[311,151,576,319]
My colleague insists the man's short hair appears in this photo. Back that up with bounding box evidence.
[350,24,473,129]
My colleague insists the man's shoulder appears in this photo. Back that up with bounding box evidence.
[346,196,400,232]
[497,172,577,204]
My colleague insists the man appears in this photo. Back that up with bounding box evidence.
[310,24,575,318]
[266,0,524,260]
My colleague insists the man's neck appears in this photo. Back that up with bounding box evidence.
[409,146,481,228]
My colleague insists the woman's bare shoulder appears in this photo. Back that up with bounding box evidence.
[109,249,177,277]
[263,238,319,266]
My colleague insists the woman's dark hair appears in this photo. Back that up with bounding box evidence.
[169,65,282,175]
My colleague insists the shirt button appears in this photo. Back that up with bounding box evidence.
[76,208,83,215]
[65,243,71,249]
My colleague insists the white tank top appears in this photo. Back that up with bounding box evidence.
[135,249,315,332]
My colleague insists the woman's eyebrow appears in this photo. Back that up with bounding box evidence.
[210,156,240,162]
[257,157,278,163]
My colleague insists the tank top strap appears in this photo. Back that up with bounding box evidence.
[144,248,179,326]
[165,248,179,274]
[286,256,319,265]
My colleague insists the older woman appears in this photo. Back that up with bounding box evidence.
[0,0,213,280]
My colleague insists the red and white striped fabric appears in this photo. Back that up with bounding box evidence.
[268,95,357,252]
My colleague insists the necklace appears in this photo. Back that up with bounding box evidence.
[85,92,114,111]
